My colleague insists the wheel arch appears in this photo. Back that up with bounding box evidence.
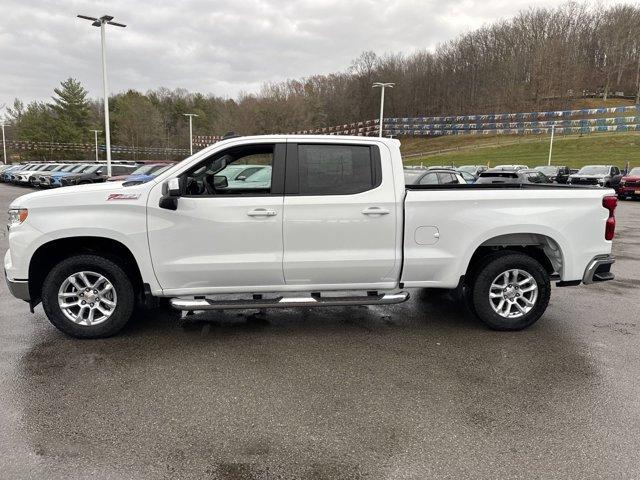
[465,232,565,281]
[28,236,144,305]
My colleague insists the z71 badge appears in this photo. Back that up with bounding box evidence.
[107,193,141,201]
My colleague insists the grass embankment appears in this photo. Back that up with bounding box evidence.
[401,132,640,169]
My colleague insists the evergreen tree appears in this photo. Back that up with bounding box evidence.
[51,78,90,142]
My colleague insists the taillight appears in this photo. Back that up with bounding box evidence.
[603,195,617,240]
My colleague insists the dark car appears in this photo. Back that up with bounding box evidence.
[476,168,550,185]
[405,168,467,186]
[534,165,571,183]
[567,165,623,188]
[60,164,137,187]
[618,166,640,200]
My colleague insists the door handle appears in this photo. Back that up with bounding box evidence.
[247,208,277,217]
[361,207,390,215]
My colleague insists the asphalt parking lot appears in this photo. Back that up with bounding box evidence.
[0,183,639,479]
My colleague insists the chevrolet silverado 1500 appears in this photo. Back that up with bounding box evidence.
[5,135,617,338]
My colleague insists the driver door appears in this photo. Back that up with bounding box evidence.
[146,142,286,295]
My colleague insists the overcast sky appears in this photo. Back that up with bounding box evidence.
[0,0,630,106]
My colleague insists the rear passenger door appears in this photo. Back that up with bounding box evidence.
[282,142,400,288]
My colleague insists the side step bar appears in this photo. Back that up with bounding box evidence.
[170,291,410,311]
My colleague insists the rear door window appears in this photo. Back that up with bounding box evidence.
[437,172,458,184]
[295,144,380,195]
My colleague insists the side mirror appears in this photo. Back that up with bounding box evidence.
[213,175,228,188]
[160,177,182,210]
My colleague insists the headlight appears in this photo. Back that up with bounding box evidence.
[7,208,28,229]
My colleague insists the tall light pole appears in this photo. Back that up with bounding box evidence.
[548,123,556,166]
[78,14,126,176]
[183,113,199,155]
[89,129,101,162]
[372,82,394,137]
[0,123,7,165]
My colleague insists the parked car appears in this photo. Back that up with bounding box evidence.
[36,164,85,187]
[218,165,273,191]
[618,166,640,200]
[5,135,616,339]
[492,164,529,171]
[12,164,64,186]
[1,164,31,182]
[534,165,571,183]
[406,168,467,186]
[458,165,488,176]
[3,163,36,182]
[567,165,623,188]
[59,164,137,186]
[476,169,550,184]
[107,163,171,182]
[40,164,97,188]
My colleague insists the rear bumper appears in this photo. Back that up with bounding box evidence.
[618,186,640,196]
[582,254,615,284]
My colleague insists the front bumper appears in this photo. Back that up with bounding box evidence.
[583,254,615,284]
[5,271,30,301]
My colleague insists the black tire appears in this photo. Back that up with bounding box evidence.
[41,254,135,338]
[470,251,550,331]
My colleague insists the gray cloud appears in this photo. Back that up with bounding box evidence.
[0,0,630,105]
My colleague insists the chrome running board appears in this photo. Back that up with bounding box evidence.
[170,291,409,311]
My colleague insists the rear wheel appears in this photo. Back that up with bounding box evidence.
[470,252,550,331]
[42,254,135,338]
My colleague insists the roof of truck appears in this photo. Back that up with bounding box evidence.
[212,134,401,147]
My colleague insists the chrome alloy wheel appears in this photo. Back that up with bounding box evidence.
[57,271,117,326]
[489,269,538,319]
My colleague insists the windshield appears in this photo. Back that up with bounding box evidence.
[58,164,78,172]
[83,165,101,174]
[68,164,89,172]
[458,165,478,173]
[628,167,640,176]
[131,164,160,175]
[535,166,558,175]
[577,166,609,175]
[153,165,172,176]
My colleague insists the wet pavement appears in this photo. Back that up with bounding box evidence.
[0,183,639,479]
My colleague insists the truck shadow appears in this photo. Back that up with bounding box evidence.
[12,289,603,477]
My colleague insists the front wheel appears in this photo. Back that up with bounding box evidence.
[470,252,551,331]
[42,254,135,338]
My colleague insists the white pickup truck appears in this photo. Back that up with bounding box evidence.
[5,135,617,338]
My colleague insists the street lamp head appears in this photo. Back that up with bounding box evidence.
[372,82,395,88]
[78,14,126,28]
